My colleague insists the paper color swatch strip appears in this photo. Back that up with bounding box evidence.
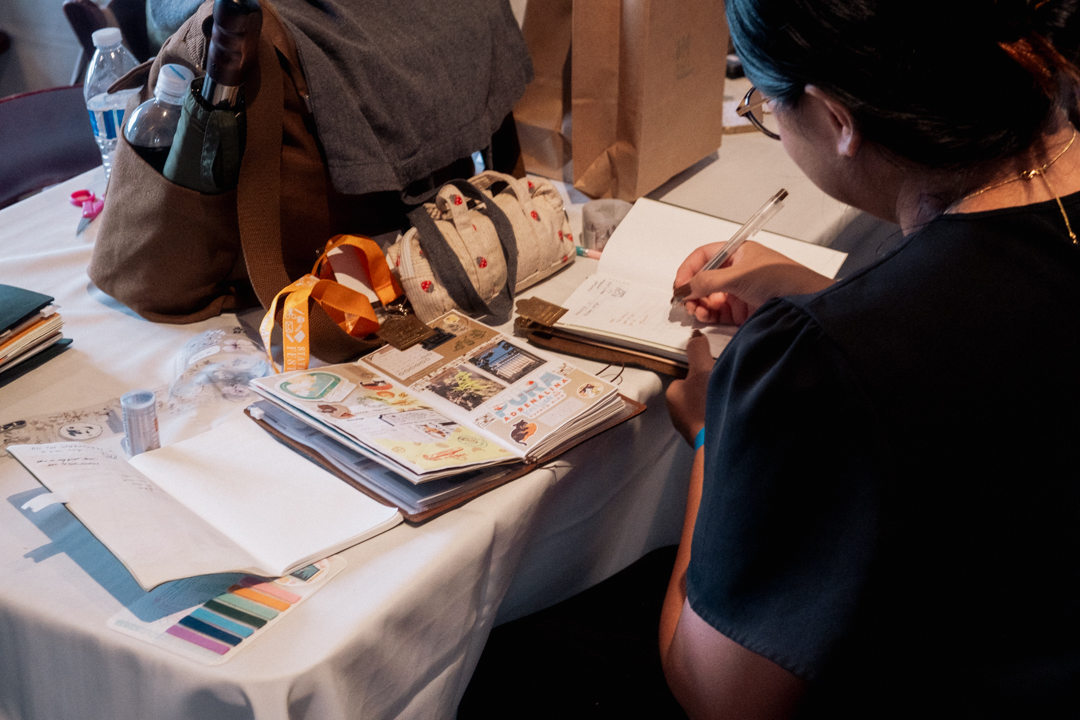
[108,556,345,665]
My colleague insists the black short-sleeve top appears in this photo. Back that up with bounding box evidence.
[687,195,1080,719]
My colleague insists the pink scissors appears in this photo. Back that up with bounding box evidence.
[71,190,104,234]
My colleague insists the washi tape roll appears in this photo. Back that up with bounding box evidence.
[120,389,160,457]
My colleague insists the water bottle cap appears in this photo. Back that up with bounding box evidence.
[154,64,196,104]
[91,28,123,49]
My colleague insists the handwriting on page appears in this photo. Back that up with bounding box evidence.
[27,442,115,467]
[562,276,697,348]
[567,277,675,329]
[17,443,159,492]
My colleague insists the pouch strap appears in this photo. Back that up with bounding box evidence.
[474,170,538,218]
[259,234,399,372]
[236,6,290,309]
[407,180,519,319]
[260,274,382,372]
[313,234,403,306]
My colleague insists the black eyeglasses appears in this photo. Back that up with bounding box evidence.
[736,86,780,140]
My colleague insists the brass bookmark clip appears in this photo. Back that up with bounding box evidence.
[515,297,568,328]
[377,313,435,351]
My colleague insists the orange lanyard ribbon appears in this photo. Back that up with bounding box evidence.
[260,235,403,372]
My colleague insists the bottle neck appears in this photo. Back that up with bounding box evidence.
[90,44,132,73]
[154,89,187,106]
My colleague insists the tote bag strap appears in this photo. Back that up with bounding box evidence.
[406,180,519,319]
[236,2,297,304]
[236,2,379,362]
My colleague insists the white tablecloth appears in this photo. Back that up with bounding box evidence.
[0,169,692,720]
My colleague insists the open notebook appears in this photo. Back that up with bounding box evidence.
[9,411,402,590]
[250,313,628,484]
[551,199,848,364]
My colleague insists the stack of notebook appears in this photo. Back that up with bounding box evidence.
[248,312,645,520]
[0,284,71,386]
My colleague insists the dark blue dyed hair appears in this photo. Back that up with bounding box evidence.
[726,0,1080,168]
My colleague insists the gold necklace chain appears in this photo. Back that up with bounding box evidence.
[956,130,1078,244]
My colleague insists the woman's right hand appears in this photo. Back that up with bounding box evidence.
[674,241,835,325]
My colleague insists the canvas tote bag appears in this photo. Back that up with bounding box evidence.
[513,0,729,201]
[90,0,390,363]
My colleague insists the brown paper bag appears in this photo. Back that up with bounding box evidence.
[514,0,728,201]
[512,0,574,180]
[574,0,728,200]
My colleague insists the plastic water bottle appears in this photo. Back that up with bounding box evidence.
[84,27,139,183]
[123,64,195,173]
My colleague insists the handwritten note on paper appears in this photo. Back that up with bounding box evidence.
[564,277,683,329]
[569,278,671,329]
[551,199,848,361]
[7,443,259,589]
[558,276,735,358]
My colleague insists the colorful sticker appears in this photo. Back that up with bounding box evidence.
[278,372,354,403]
[490,372,571,423]
[509,420,538,446]
[576,382,603,399]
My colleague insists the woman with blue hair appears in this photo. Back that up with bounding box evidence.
[661,1,1080,717]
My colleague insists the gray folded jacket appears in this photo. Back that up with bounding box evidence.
[278,0,532,196]
[147,0,533,196]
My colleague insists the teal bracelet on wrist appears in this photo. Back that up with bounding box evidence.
[693,427,706,451]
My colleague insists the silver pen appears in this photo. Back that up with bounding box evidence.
[670,188,789,308]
